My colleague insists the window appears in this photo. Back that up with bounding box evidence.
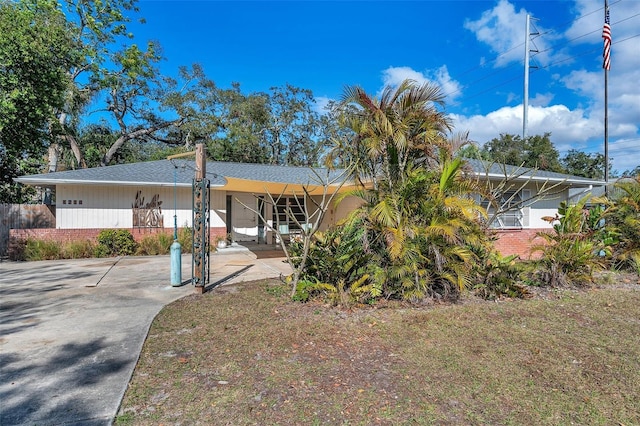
[482,190,531,229]
[273,197,308,235]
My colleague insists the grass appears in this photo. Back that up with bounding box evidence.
[116,278,640,425]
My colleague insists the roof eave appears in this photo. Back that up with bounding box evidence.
[14,177,223,188]
[474,172,605,187]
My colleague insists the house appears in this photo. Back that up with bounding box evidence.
[11,158,604,258]
[12,160,361,246]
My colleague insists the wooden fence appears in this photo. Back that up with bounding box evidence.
[0,204,56,256]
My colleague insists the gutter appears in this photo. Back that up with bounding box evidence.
[14,177,225,188]
[474,172,606,187]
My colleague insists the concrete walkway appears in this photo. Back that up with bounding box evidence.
[0,247,290,425]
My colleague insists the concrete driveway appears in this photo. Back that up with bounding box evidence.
[0,248,290,425]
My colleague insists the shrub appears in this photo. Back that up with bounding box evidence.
[7,238,27,261]
[62,239,97,259]
[600,175,640,271]
[25,239,61,260]
[532,196,608,287]
[473,252,529,299]
[177,227,193,254]
[97,229,137,256]
[136,233,173,255]
[289,220,384,306]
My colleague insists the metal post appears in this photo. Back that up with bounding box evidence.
[170,240,182,286]
[603,0,610,196]
[170,162,182,286]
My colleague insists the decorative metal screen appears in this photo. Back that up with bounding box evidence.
[192,178,210,287]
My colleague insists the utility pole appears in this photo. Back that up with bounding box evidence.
[523,14,539,140]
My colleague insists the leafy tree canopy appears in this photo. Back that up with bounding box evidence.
[480,133,564,173]
[561,149,606,179]
[1,0,335,203]
[0,0,76,202]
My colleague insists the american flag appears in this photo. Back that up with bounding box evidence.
[602,5,611,70]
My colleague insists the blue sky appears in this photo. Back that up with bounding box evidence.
[130,0,640,172]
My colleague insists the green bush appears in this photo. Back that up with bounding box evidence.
[473,252,529,299]
[97,229,138,256]
[289,220,384,306]
[600,175,640,271]
[93,244,109,258]
[7,238,27,261]
[25,239,61,260]
[532,196,608,287]
[177,227,193,254]
[61,239,97,259]
[136,233,173,255]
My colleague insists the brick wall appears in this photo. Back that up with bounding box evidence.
[10,226,548,260]
[493,229,549,259]
[9,227,227,244]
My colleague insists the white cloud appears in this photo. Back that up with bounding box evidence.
[450,104,597,149]
[455,0,640,172]
[381,66,428,88]
[431,66,463,103]
[464,0,560,67]
[609,138,640,173]
[450,102,639,171]
[530,92,554,107]
[566,0,640,75]
[506,92,518,104]
[313,96,332,115]
[381,65,463,103]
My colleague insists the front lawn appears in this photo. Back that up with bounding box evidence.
[116,277,640,425]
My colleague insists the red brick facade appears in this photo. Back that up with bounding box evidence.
[10,227,549,260]
[9,227,228,244]
[492,229,549,259]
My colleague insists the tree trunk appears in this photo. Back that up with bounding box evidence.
[48,144,60,173]
[66,134,85,168]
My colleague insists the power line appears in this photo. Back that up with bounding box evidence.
[536,33,640,70]
[445,8,639,104]
[536,12,640,58]
[445,21,640,106]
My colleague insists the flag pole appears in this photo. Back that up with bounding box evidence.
[604,65,609,195]
[603,0,611,196]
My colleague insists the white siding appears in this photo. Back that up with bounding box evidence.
[55,185,224,230]
[527,185,569,229]
[53,181,572,232]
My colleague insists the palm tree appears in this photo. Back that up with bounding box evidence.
[343,157,488,300]
[300,81,491,302]
[604,176,640,271]
[329,79,452,190]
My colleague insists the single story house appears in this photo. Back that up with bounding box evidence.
[12,158,604,258]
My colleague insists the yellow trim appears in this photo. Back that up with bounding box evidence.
[166,151,196,160]
[222,177,361,195]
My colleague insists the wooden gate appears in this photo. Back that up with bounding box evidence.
[0,204,55,256]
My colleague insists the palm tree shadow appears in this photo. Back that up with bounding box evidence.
[0,337,129,425]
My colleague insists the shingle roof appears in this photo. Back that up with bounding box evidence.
[15,160,347,188]
[15,158,606,189]
[464,158,605,187]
